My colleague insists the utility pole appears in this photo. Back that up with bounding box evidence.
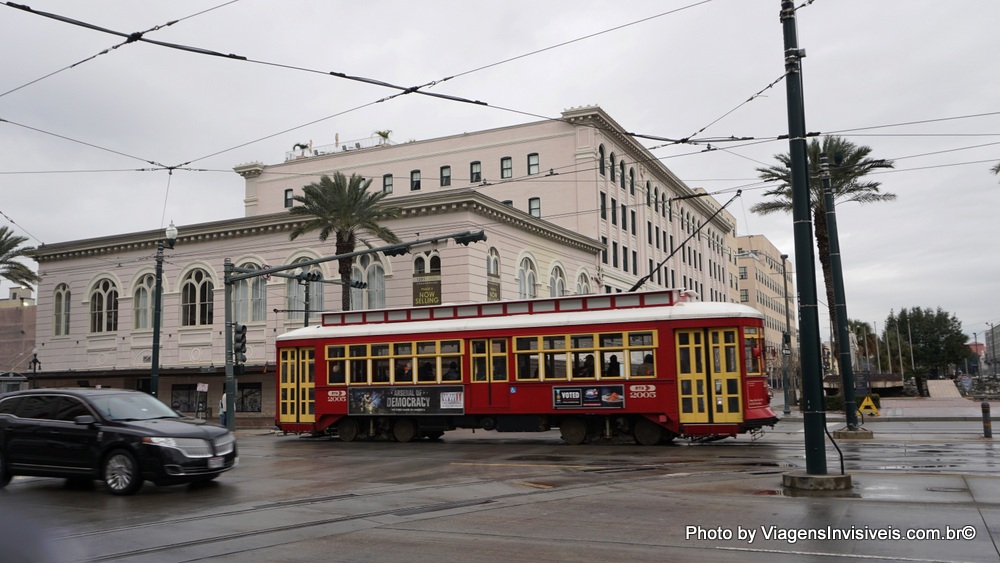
[820,153,859,430]
[780,254,792,415]
[780,0,828,475]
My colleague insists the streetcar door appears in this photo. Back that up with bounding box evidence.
[470,338,510,409]
[708,328,743,423]
[278,347,315,425]
[676,330,709,423]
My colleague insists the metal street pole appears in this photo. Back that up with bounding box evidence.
[780,0,827,474]
[151,241,165,398]
[821,153,859,430]
[224,259,236,431]
[991,322,997,377]
[149,222,177,399]
[780,254,792,415]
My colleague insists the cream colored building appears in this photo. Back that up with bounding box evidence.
[31,106,737,425]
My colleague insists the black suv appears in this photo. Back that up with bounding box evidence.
[0,388,237,495]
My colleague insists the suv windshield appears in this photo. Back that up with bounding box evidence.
[88,393,180,421]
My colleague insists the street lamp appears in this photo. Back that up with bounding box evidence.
[150,221,178,398]
[780,254,792,415]
[29,351,40,390]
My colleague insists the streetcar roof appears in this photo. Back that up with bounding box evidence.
[276,301,764,342]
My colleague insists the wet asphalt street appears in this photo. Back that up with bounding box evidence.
[1,418,997,562]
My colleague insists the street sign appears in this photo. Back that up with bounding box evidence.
[197,383,209,392]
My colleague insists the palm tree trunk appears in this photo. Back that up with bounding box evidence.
[337,234,356,311]
[812,205,837,348]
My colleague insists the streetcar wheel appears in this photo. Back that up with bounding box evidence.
[338,418,359,442]
[393,419,417,443]
[559,417,587,445]
[633,418,663,446]
[103,449,143,495]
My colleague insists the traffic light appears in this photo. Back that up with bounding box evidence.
[453,230,487,246]
[349,280,368,289]
[296,270,322,282]
[233,323,247,363]
[382,244,411,257]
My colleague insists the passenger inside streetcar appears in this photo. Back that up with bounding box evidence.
[418,362,436,382]
[637,354,655,376]
[443,361,460,381]
[605,354,621,377]
[577,354,595,378]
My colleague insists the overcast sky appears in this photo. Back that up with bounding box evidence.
[2,0,998,343]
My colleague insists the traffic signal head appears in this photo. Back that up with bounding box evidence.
[382,244,411,257]
[233,323,248,362]
[296,270,322,282]
[453,230,487,246]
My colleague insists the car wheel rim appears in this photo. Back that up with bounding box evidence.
[105,454,134,491]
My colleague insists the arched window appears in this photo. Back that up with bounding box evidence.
[629,168,635,195]
[549,266,566,297]
[53,283,71,336]
[487,248,501,278]
[233,263,266,323]
[619,161,626,189]
[133,274,155,329]
[517,257,537,299]
[414,252,441,276]
[576,272,591,295]
[646,181,652,206]
[598,145,606,176]
[285,259,322,320]
[182,269,214,326]
[351,255,386,310]
[89,278,118,333]
[609,153,616,182]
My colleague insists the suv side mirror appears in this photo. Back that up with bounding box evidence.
[74,415,96,426]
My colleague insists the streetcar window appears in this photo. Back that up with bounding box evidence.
[543,336,566,350]
[394,343,413,356]
[571,335,593,348]
[572,353,595,379]
[473,357,488,381]
[472,341,487,355]
[629,332,654,346]
[441,340,461,354]
[372,344,390,356]
[417,360,438,382]
[630,351,654,377]
[328,360,346,384]
[600,333,624,348]
[350,360,367,384]
[516,337,539,351]
[350,345,367,357]
[372,358,391,383]
[492,357,508,381]
[516,353,539,380]
[543,352,568,380]
[600,351,623,378]
[394,359,414,383]
[744,327,763,375]
[442,357,461,381]
[679,348,691,373]
[417,341,437,355]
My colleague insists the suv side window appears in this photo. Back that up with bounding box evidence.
[15,395,56,419]
[0,397,21,415]
[53,397,91,421]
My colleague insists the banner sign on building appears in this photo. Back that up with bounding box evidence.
[349,386,465,416]
[553,385,625,409]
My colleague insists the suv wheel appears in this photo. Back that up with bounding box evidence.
[0,449,11,488]
[103,449,142,495]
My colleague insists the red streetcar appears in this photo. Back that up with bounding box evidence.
[275,289,778,445]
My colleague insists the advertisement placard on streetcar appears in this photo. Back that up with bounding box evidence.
[553,385,625,409]
[349,386,465,416]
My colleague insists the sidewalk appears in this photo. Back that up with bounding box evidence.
[771,390,996,422]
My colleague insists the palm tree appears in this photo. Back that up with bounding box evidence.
[374,130,392,145]
[289,172,402,311]
[752,136,896,329]
[991,162,1000,178]
[0,225,41,287]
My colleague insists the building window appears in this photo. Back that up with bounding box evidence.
[619,161,626,189]
[233,263,266,323]
[646,181,652,206]
[502,200,513,207]
[285,260,322,320]
[629,168,635,195]
[487,248,501,277]
[440,166,451,187]
[54,283,71,336]
[611,198,617,225]
[599,145,606,176]
[621,204,627,231]
[383,174,393,194]
[133,274,155,330]
[612,242,619,268]
[181,269,214,326]
[410,170,421,191]
[284,189,294,208]
[622,246,629,272]
[235,382,262,413]
[517,257,537,299]
[169,384,198,413]
[470,161,482,183]
[527,153,539,175]
[740,289,749,303]
[630,210,636,235]
[600,192,607,220]
[632,250,638,275]
[601,237,608,264]
[501,157,512,179]
[655,226,661,249]
[609,153,616,182]
[549,265,566,297]
[528,197,541,218]
[89,278,118,333]
[576,272,591,295]
[351,255,386,310]
[739,266,748,280]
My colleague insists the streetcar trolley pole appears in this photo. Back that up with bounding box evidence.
[221,230,487,431]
